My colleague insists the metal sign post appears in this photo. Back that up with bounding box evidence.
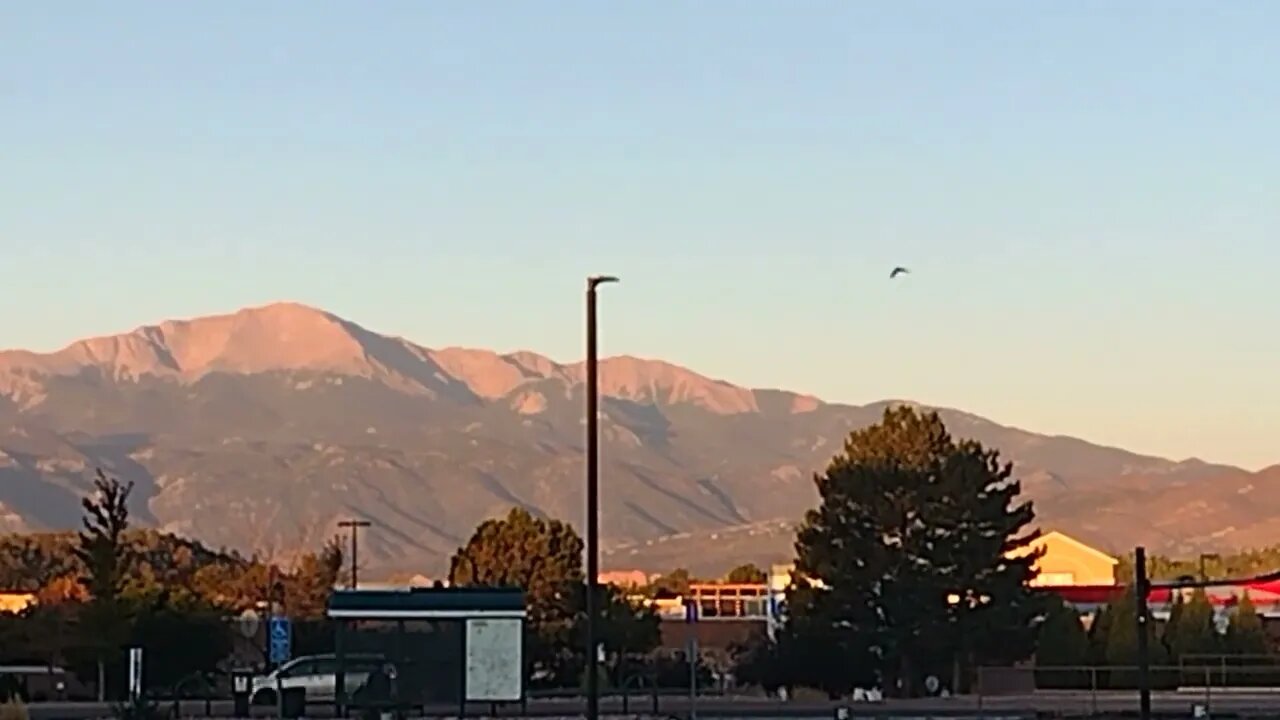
[127,647,143,701]
[685,600,698,720]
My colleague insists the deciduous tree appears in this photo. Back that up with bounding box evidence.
[449,508,583,686]
[725,564,767,584]
[593,584,660,655]
[449,509,660,687]
[287,538,344,618]
[128,591,234,690]
[649,568,693,596]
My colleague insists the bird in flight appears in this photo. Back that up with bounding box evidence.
[890,266,910,279]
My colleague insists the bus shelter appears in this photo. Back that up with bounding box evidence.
[327,587,525,717]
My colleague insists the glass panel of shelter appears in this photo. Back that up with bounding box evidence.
[338,618,467,710]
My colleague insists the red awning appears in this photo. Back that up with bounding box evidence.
[1049,582,1280,608]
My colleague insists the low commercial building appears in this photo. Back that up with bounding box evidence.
[1019,531,1120,587]
[658,529,1125,649]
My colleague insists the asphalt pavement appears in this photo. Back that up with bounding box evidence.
[25,690,1280,719]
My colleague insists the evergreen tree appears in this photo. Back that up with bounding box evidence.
[74,469,135,700]
[1104,585,1168,667]
[1163,593,1185,659]
[935,438,1044,689]
[1037,595,1089,666]
[792,406,1042,696]
[1104,586,1139,665]
[75,470,133,601]
[1086,604,1112,666]
[1165,589,1218,662]
[1224,591,1268,655]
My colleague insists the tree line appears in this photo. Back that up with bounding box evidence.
[1116,549,1280,585]
[1030,584,1271,690]
[0,470,343,700]
[0,472,668,698]
[727,407,1274,699]
[4,406,1274,702]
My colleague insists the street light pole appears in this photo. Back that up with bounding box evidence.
[1135,546,1151,720]
[585,275,618,720]
[338,519,371,589]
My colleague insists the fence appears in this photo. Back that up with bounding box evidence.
[977,663,1280,717]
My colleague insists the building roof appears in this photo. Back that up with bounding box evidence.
[1034,530,1120,566]
[326,587,526,619]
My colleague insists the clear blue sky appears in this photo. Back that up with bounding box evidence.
[4,2,1277,469]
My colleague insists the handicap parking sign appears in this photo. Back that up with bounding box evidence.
[269,616,292,664]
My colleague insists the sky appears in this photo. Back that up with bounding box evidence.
[3,2,1278,470]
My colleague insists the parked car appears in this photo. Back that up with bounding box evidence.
[250,654,387,705]
[0,665,92,702]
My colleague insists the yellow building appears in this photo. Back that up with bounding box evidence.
[1013,530,1118,587]
[598,570,653,588]
[765,529,1116,591]
[0,591,36,614]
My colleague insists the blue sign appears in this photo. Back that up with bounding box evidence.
[269,616,292,664]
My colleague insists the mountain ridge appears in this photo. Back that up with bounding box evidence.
[0,302,1272,575]
[0,302,834,418]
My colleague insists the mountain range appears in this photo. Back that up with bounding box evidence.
[1,302,1275,578]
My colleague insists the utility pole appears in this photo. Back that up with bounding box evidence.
[1199,552,1221,584]
[585,275,618,720]
[1135,546,1151,720]
[1137,560,1280,720]
[338,519,371,589]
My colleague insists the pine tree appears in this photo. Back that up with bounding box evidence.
[1225,591,1268,655]
[1165,589,1218,662]
[1104,587,1139,665]
[792,406,1042,696]
[74,469,135,701]
[1104,585,1168,674]
[935,438,1044,687]
[75,469,133,601]
[1087,604,1112,666]
[1163,592,1185,659]
[1037,595,1089,666]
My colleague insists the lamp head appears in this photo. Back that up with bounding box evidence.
[587,275,619,290]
